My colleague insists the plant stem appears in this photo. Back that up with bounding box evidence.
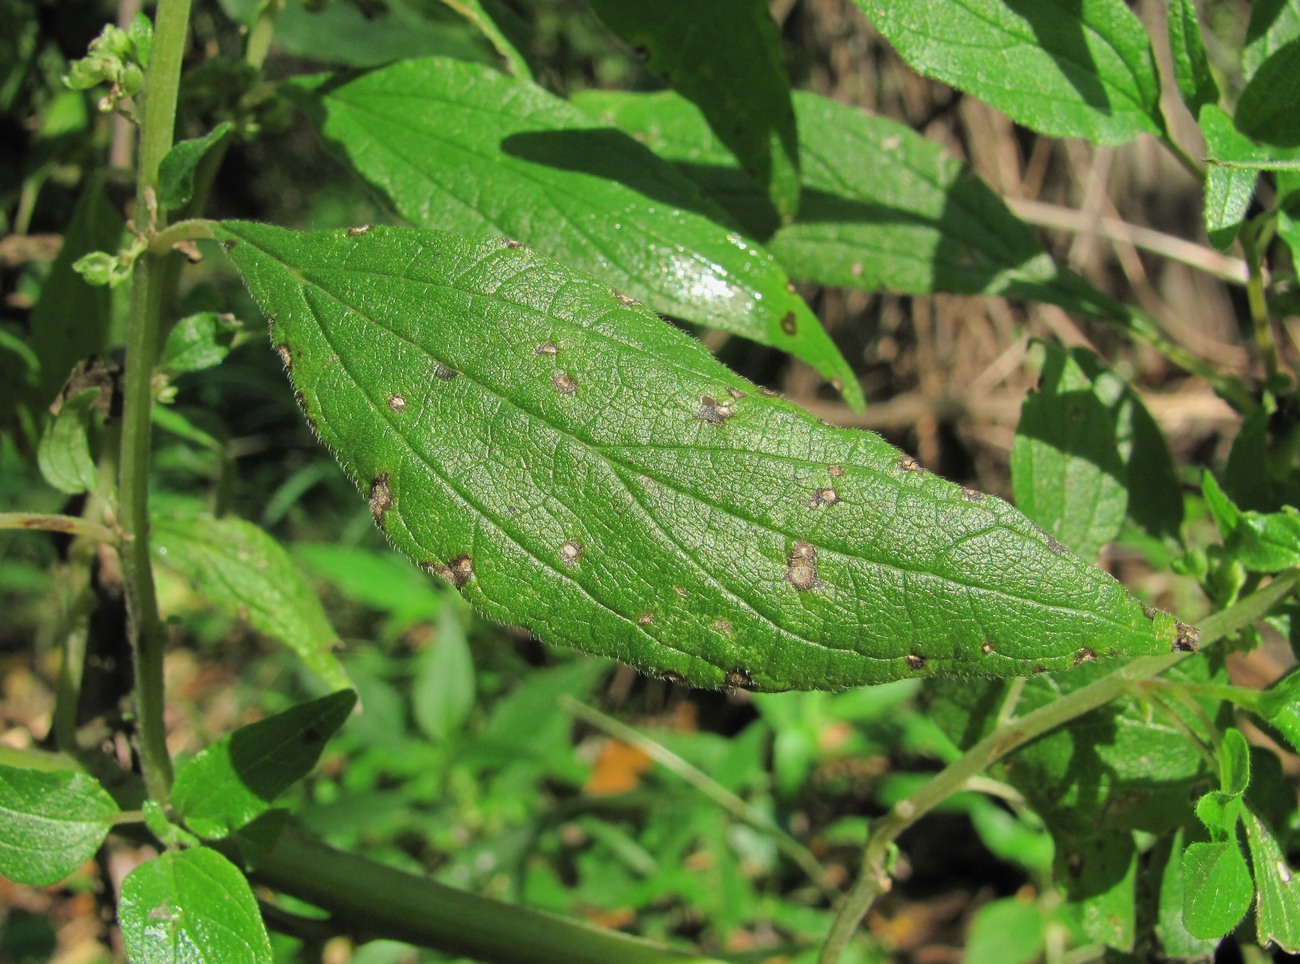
[253,826,724,964]
[817,571,1299,964]
[1240,223,1280,383]
[0,512,117,543]
[119,0,193,804]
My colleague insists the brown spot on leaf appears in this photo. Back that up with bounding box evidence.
[535,343,559,356]
[421,555,475,589]
[1046,535,1068,556]
[612,289,637,307]
[713,618,733,635]
[276,343,292,371]
[368,474,393,524]
[724,668,754,690]
[1174,621,1200,652]
[905,654,927,670]
[559,540,583,566]
[980,642,995,656]
[828,464,845,478]
[961,487,984,502]
[637,613,654,626]
[898,455,922,473]
[726,387,744,400]
[660,671,685,685]
[387,393,406,412]
[759,387,782,398]
[433,362,460,380]
[695,395,734,426]
[1073,647,1097,666]
[673,585,689,598]
[346,224,372,237]
[1031,666,1049,675]
[779,312,797,336]
[552,371,577,395]
[808,487,839,508]
[502,237,527,249]
[786,541,818,591]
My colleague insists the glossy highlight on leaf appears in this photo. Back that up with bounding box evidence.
[216,220,1189,691]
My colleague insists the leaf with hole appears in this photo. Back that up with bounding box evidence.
[215,220,1190,691]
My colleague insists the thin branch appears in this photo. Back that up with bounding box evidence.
[0,512,117,543]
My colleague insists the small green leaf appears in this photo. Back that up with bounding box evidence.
[1235,40,1300,148]
[1182,840,1254,939]
[412,608,475,742]
[152,511,351,689]
[172,690,356,839]
[304,57,860,407]
[1155,829,1221,958]
[0,765,119,886]
[586,0,800,221]
[159,311,243,376]
[217,221,1188,691]
[851,0,1166,144]
[1202,472,1300,572]
[1167,0,1220,116]
[1201,106,1264,249]
[157,122,233,209]
[1011,346,1126,560]
[1257,669,1300,752]
[1196,790,1244,840]
[36,388,100,495]
[964,896,1045,964]
[119,848,272,963]
[1243,811,1300,952]
[1219,728,1251,796]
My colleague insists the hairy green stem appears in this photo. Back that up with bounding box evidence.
[1240,224,1280,383]
[119,0,193,803]
[817,572,1299,964]
[254,826,723,964]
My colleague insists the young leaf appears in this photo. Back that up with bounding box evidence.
[1167,0,1220,116]
[151,511,351,689]
[575,89,1100,312]
[215,220,1190,691]
[1202,472,1300,572]
[1257,670,1300,752]
[851,0,1166,144]
[158,311,243,376]
[1218,728,1251,796]
[36,388,100,495]
[119,848,273,963]
[1201,106,1264,249]
[301,57,861,408]
[1155,830,1221,958]
[586,0,800,221]
[1235,40,1300,148]
[963,896,1045,964]
[412,608,475,742]
[157,122,232,209]
[1243,811,1300,952]
[0,766,119,886]
[1011,346,1127,561]
[1182,840,1254,939]
[171,689,356,839]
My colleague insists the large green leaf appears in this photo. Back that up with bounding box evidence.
[215,220,1189,691]
[302,57,860,408]
[585,0,800,221]
[152,511,351,689]
[0,765,119,886]
[119,848,272,964]
[1244,0,1300,80]
[851,0,1166,144]
[1235,40,1300,148]
[573,89,1114,315]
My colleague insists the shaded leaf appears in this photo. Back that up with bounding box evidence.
[1244,811,1300,951]
[216,220,1187,691]
[574,89,1108,314]
[0,766,118,886]
[851,0,1166,144]
[586,0,800,221]
[159,311,243,376]
[1202,105,1264,249]
[302,57,860,407]
[1202,472,1300,572]
[1257,669,1300,752]
[1182,840,1254,939]
[157,122,232,209]
[119,848,272,963]
[36,388,100,495]
[1154,829,1221,958]
[1236,40,1300,148]
[1244,0,1300,79]
[1067,832,1137,950]
[1167,0,1220,116]
[437,0,533,79]
[152,511,351,689]
[964,896,1045,964]
[172,690,356,839]
[1011,346,1127,560]
[1219,728,1251,796]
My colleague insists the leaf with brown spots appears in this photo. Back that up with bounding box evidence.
[217,221,1191,691]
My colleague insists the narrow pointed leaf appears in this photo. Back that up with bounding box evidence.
[119,848,273,963]
[302,57,860,407]
[172,690,356,839]
[152,511,351,689]
[0,765,119,886]
[216,220,1188,692]
[851,0,1166,144]
[574,89,1115,316]
[1167,0,1220,116]
[586,0,800,221]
